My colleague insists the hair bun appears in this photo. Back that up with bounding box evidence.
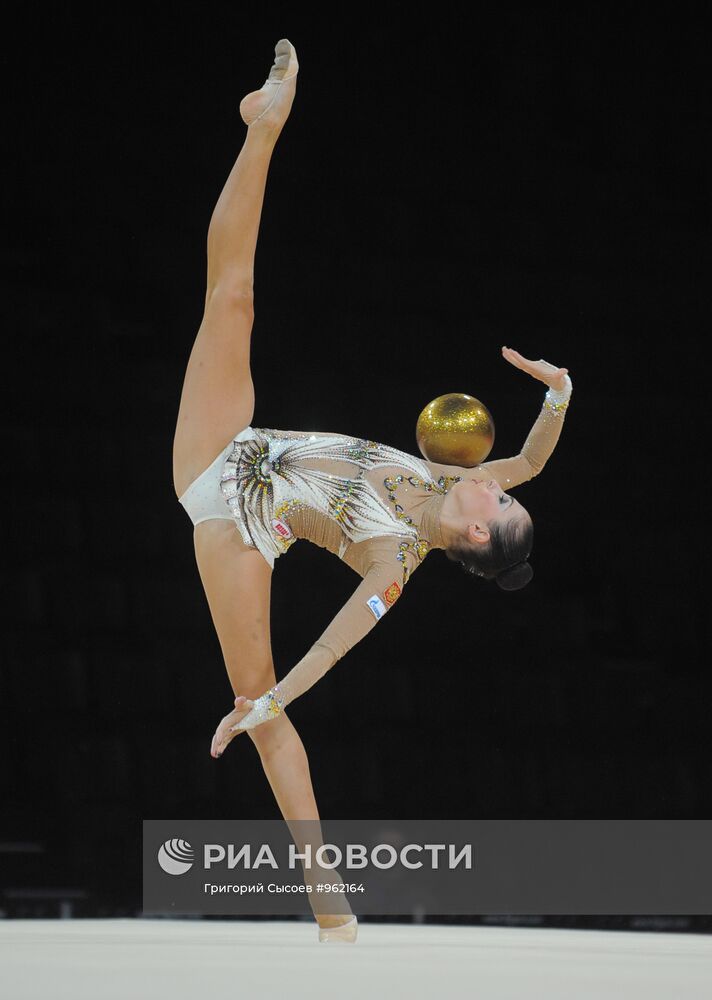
[496,560,534,591]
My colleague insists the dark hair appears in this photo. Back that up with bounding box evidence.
[444,514,534,591]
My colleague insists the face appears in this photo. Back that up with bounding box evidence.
[449,477,529,546]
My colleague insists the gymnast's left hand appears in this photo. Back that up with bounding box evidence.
[210,696,254,758]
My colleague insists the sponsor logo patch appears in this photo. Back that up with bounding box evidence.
[271,517,293,540]
[383,581,401,606]
[366,594,387,620]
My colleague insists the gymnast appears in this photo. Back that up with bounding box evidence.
[172,38,572,941]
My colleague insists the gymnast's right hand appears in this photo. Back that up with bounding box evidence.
[210,695,254,758]
[501,347,569,392]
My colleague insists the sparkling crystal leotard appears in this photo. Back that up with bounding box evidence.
[178,381,571,691]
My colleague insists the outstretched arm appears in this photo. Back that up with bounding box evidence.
[212,539,413,750]
[477,367,573,488]
[427,349,573,490]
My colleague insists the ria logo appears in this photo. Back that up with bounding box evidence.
[157,839,194,875]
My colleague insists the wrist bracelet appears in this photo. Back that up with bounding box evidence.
[230,683,285,732]
[544,374,572,413]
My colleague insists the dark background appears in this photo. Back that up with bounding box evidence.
[2,4,709,924]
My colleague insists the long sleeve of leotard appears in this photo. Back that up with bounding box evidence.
[484,375,572,487]
[231,538,412,731]
[428,375,573,490]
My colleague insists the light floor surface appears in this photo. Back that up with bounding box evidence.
[0,918,710,999]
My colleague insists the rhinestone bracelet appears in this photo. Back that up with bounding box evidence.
[544,374,572,414]
[229,683,285,732]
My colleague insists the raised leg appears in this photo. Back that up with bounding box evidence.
[173,40,297,496]
[172,126,281,499]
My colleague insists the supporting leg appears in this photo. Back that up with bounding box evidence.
[248,713,320,819]
[249,716,356,929]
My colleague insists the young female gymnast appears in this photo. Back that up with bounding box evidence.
[173,39,572,942]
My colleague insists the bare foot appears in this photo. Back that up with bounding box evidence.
[239,38,299,133]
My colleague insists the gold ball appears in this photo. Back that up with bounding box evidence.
[416,393,495,467]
